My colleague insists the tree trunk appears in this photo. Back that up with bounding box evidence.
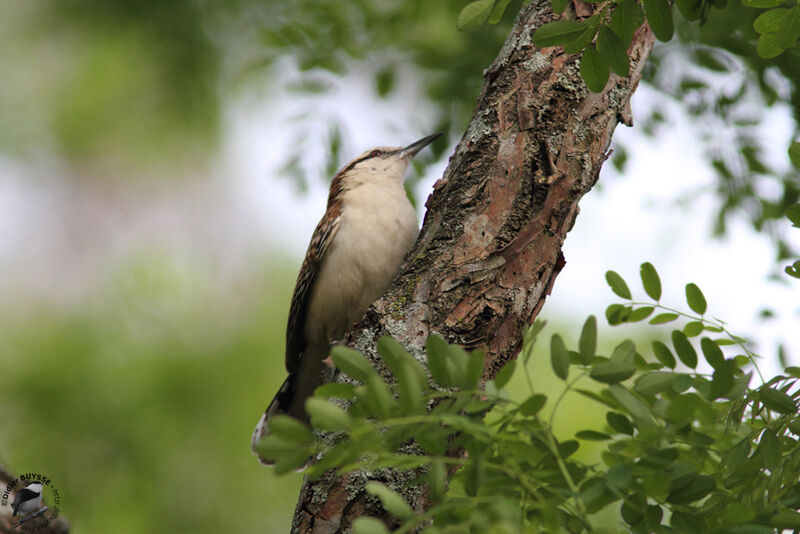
[291,0,655,530]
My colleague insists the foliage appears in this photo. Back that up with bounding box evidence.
[0,262,304,532]
[259,209,800,533]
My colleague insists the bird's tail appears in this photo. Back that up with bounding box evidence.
[251,374,296,465]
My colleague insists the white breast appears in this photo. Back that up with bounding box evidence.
[305,180,418,346]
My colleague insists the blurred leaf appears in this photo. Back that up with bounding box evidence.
[757,429,782,470]
[365,482,414,519]
[579,315,597,364]
[676,0,703,21]
[352,517,390,534]
[759,387,797,414]
[551,334,570,380]
[331,346,376,383]
[457,0,495,31]
[269,415,314,444]
[519,393,547,415]
[488,0,514,24]
[426,335,456,388]
[495,359,517,389]
[591,340,637,383]
[635,372,679,396]
[606,412,634,435]
[576,430,611,440]
[305,397,352,431]
[789,144,800,168]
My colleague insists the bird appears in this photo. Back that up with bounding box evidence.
[251,133,441,463]
[11,481,43,518]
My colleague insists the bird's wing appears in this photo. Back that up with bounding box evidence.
[285,205,342,374]
[11,488,37,515]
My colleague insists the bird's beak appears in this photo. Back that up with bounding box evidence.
[400,133,442,158]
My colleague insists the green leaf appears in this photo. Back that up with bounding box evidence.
[742,0,782,6]
[634,372,678,396]
[273,447,312,475]
[426,334,455,387]
[365,482,414,519]
[724,437,752,470]
[652,340,676,369]
[667,474,714,504]
[610,0,646,46]
[778,7,800,51]
[377,336,428,413]
[269,415,314,444]
[365,374,396,418]
[754,8,788,34]
[609,384,651,420]
[757,32,786,58]
[564,17,600,54]
[591,340,637,383]
[576,430,611,440]
[675,0,702,21]
[700,337,724,368]
[580,44,610,92]
[682,321,704,337]
[579,315,597,364]
[428,460,446,502]
[786,203,800,225]
[606,411,634,435]
[606,303,630,325]
[494,359,516,389]
[254,435,301,462]
[465,349,486,390]
[649,312,679,324]
[790,144,800,169]
[552,0,570,13]
[671,330,698,368]
[551,334,570,380]
[759,387,797,414]
[519,393,547,415]
[352,517,390,534]
[711,360,736,398]
[685,283,707,315]
[457,0,495,31]
[639,262,661,301]
[605,270,632,299]
[757,429,782,471]
[642,0,674,41]
[488,0,513,24]
[462,455,484,497]
[772,509,800,529]
[628,306,654,322]
[305,397,352,431]
[314,383,357,398]
[331,346,376,383]
[534,20,589,48]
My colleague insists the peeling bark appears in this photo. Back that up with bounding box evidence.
[291,0,655,530]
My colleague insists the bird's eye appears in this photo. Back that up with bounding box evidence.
[369,150,383,157]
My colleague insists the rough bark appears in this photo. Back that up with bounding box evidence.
[291,0,655,530]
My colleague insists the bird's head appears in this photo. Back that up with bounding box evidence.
[343,133,441,186]
[24,482,43,493]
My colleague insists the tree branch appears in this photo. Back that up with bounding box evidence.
[291,0,655,530]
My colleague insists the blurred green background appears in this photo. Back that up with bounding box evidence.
[0,0,796,531]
